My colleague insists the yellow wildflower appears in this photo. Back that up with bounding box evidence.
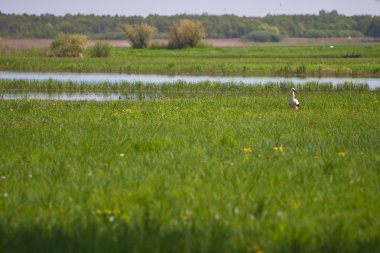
[289,199,302,209]
[338,151,346,157]
[122,108,133,114]
[273,146,284,152]
[254,245,264,253]
[244,147,253,153]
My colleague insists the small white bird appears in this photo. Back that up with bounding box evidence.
[289,88,300,109]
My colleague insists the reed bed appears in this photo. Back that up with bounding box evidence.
[0,79,374,94]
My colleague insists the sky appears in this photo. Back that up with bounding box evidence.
[1,0,380,17]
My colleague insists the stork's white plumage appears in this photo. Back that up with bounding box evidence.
[289,88,300,109]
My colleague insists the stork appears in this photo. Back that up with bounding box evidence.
[289,88,300,109]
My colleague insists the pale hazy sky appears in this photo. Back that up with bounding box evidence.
[2,0,380,17]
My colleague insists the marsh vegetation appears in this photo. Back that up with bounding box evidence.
[1,39,380,252]
[1,89,380,252]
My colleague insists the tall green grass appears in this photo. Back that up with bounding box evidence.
[1,90,380,252]
[1,43,380,76]
[0,79,373,93]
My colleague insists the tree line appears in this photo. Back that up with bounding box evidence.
[0,10,379,41]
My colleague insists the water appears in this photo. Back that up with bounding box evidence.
[1,72,379,101]
[1,71,380,89]
[0,92,163,101]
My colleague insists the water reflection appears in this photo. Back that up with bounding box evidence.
[0,92,164,101]
[1,72,380,89]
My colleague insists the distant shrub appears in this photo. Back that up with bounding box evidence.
[121,23,156,48]
[241,31,282,42]
[168,19,206,49]
[50,33,88,57]
[89,41,112,57]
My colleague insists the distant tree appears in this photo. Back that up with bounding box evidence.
[367,17,380,37]
[59,21,73,33]
[352,15,373,35]
[168,19,206,49]
[121,23,156,48]
[286,23,305,37]
[50,33,88,57]
[1,12,379,40]
[146,14,171,33]
[258,23,280,34]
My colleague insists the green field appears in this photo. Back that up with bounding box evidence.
[1,41,380,252]
[1,86,380,252]
[1,42,380,76]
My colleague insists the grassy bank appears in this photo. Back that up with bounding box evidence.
[1,42,380,77]
[1,90,380,252]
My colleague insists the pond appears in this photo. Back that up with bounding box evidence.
[1,71,380,89]
[0,91,164,101]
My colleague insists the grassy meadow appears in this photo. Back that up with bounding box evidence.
[1,42,380,76]
[1,85,380,252]
[1,41,380,252]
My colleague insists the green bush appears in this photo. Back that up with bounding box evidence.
[168,19,206,49]
[241,31,281,42]
[50,33,88,57]
[121,23,156,48]
[89,41,112,57]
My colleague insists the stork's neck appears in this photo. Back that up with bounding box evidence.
[292,90,295,100]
